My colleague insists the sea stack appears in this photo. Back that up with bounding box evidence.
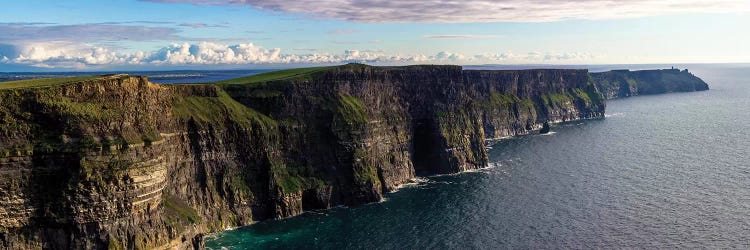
[540,122,551,134]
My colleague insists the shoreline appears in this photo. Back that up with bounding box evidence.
[203,114,600,240]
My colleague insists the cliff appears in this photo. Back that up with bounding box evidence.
[0,64,607,249]
[591,68,709,99]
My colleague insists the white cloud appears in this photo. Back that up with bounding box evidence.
[0,41,599,68]
[141,0,750,23]
[5,42,143,69]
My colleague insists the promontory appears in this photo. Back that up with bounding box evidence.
[0,64,707,249]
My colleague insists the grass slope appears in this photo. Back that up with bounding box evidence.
[215,66,334,85]
[172,90,278,130]
[0,76,98,90]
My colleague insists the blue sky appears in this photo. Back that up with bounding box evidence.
[0,0,748,71]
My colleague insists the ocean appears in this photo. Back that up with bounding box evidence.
[198,64,750,249]
[3,64,747,249]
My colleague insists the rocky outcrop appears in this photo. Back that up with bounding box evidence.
[0,64,607,249]
[591,68,709,99]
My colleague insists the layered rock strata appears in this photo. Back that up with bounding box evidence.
[591,68,709,99]
[4,64,700,249]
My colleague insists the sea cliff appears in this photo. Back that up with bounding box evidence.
[0,64,704,249]
[591,68,709,99]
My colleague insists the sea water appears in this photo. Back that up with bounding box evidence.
[204,64,750,249]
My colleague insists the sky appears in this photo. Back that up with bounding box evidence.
[0,0,748,71]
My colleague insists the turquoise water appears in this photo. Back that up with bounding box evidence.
[206,65,750,249]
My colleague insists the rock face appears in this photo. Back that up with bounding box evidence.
[0,64,614,249]
[591,68,709,99]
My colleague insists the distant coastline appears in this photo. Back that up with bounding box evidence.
[1,63,739,85]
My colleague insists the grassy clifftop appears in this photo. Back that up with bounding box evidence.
[0,64,614,249]
[0,74,272,153]
[0,76,101,90]
[215,66,334,85]
[590,68,709,99]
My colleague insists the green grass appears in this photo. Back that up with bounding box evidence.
[489,93,520,106]
[571,88,592,104]
[541,92,573,109]
[40,96,119,122]
[481,93,538,113]
[228,173,252,195]
[0,76,98,90]
[269,158,329,194]
[352,149,380,186]
[163,195,201,225]
[172,89,278,130]
[336,94,368,125]
[216,66,334,85]
[271,165,325,194]
[275,171,303,194]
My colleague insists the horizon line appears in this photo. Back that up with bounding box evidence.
[1,62,748,73]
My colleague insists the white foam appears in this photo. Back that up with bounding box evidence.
[428,163,499,177]
[465,163,499,173]
[605,112,625,118]
[390,177,431,192]
[484,136,513,143]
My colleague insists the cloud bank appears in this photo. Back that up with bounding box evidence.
[0,22,597,69]
[141,0,750,22]
[0,41,597,69]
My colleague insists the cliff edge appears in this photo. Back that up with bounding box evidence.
[591,68,709,99]
[0,64,704,249]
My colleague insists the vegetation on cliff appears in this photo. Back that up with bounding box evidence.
[591,68,709,99]
[0,64,707,250]
[171,86,278,131]
[0,76,98,90]
[215,66,334,85]
[335,94,369,126]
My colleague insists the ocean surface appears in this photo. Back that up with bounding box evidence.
[2,64,747,249]
[200,64,750,249]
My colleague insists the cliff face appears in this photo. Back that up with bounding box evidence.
[591,68,709,99]
[463,69,604,139]
[0,76,276,249]
[0,64,605,249]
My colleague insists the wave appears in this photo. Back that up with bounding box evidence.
[390,177,431,192]
[390,162,501,192]
[205,161,505,244]
[484,136,512,143]
[605,112,625,118]
[428,163,499,178]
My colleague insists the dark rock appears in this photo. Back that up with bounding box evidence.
[591,68,709,99]
[540,122,550,134]
[1,63,706,249]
